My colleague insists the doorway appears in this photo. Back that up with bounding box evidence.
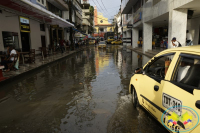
[20,32,30,52]
[41,36,46,47]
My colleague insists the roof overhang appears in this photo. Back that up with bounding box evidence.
[0,0,74,28]
[47,0,69,11]
[121,0,138,14]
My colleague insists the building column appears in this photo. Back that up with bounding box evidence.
[123,32,126,50]
[168,9,187,49]
[126,30,132,52]
[143,22,152,53]
[45,24,50,46]
[132,28,139,48]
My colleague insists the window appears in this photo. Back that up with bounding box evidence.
[144,53,175,81]
[47,2,62,18]
[171,54,200,90]
[40,24,45,31]
[2,31,20,49]
[37,0,46,6]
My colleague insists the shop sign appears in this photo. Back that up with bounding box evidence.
[51,25,59,28]
[133,12,142,24]
[127,24,133,28]
[20,16,30,32]
[75,33,83,38]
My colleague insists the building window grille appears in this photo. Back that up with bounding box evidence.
[40,24,45,31]
[37,0,46,6]
[47,2,62,18]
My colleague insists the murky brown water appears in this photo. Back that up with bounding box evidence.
[0,46,168,133]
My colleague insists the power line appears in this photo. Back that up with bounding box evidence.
[91,0,112,19]
[100,0,108,13]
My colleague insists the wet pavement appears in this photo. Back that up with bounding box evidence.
[0,46,168,133]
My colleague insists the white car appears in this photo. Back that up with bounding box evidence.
[98,41,106,48]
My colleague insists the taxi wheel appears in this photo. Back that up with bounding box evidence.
[132,89,139,108]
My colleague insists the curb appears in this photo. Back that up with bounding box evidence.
[126,47,155,58]
[0,46,91,87]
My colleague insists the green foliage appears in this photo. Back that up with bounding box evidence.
[89,6,94,16]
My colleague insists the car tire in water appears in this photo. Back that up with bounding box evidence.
[132,89,140,108]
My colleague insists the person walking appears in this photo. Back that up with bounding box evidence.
[59,39,65,53]
[171,37,181,48]
[186,30,193,46]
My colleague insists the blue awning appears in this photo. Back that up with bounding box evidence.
[72,28,87,36]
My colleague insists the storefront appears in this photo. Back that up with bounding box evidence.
[153,27,168,48]
[0,0,74,53]
[19,16,31,52]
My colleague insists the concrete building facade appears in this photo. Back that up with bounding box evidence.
[121,0,200,53]
[0,0,73,53]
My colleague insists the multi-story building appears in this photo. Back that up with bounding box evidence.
[121,0,200,53]
[81,1,94,35]
[114,10,122,38]
[93,6,114,38]
[0,0,73,53]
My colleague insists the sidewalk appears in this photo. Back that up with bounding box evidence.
[126,46,166,58]
[0,46,90,86]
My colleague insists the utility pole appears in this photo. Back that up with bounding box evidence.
[69,0,74,50]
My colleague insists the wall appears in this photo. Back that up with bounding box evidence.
[29,19,46,53]
[143,0,194,23]
[0,11,21,51]
[63,11,69,20]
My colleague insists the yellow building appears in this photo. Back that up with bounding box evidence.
[94,6,114,37]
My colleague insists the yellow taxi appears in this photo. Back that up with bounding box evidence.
[98,41,106,48]
[89,40,95,45]
[106,36,114,44]
[111,40,122,45]
[130,46,200,133]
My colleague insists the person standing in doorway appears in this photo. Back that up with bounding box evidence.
[139,37,143,47]
[186,30,193,46]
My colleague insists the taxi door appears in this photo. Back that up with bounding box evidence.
[139,53,176,120]
[161,52,200,132]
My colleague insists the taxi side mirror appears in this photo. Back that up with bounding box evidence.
[135,67,144,74]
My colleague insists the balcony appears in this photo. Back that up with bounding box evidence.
[47,0,69,11]
[121,0,139,14]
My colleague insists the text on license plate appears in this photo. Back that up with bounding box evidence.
[162,93,182,116]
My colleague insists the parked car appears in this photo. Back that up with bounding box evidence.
[98,41,106,48]
[111,40,122,45]
[106,36,114,44]
[129,46,200,133]
[89,40,95,45]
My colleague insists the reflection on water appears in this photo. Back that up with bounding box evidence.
[0,46,167,133]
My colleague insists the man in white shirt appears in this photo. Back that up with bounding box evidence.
[1,46,17,71]
[171,37,179,48]
[10,48,17,61]
[186,30,193,46]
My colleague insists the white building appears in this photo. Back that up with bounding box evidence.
[114,11,122,37]
[121,0,200,53]
[0,0,73,53]
[81,2,93,35]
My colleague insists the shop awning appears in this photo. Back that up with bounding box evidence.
[72,28,87,36]
[0,0,74,28]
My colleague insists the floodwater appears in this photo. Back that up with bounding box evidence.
[0,46,168,133]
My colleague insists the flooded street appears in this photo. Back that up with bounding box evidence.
[0,46,168,133]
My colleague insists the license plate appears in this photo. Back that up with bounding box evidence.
[162,93,182,116]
